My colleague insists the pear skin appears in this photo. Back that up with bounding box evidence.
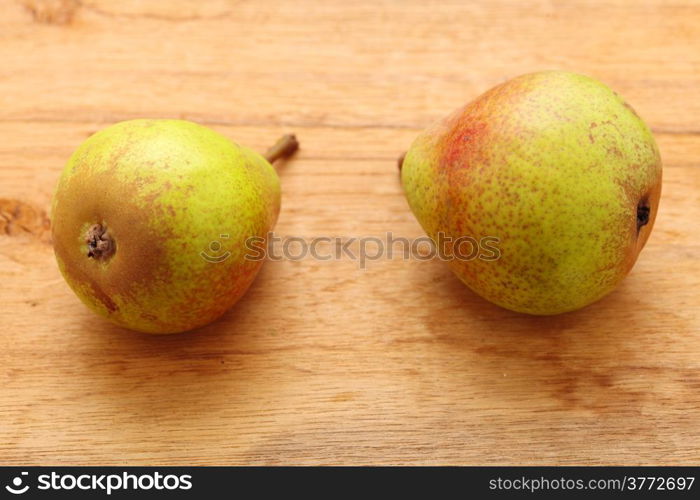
[401,71,662,315]
[52,119,284,333]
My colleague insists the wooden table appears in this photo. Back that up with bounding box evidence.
[1,0,698,465]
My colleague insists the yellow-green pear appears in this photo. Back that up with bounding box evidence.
[52,119,298,333]
[401,71,662,315]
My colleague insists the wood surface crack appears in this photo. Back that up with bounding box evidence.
[0,115,423,131]
[20,0,243,24]
[0,198,51,243]
[0,116,698,136]
[21,0,80,25]
[77,0,237,23]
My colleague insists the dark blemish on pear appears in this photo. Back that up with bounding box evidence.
[637,197,651,233]
[86,223,115,260]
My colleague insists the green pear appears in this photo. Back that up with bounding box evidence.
[52,119,298,333]
[401,71,662,315]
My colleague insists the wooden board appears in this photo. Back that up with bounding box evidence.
[0,0,699,465]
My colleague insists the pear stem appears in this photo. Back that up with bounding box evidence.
[263,134,299,164]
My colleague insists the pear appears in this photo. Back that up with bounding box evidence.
[401,71,662,315]
[52,119,298,333]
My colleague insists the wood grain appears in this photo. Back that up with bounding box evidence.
[0,0,699,465]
